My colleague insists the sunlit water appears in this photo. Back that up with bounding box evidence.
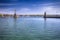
[0,17,60,40]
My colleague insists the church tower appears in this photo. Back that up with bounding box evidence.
[44,12,46,18]
[14,9,17,18]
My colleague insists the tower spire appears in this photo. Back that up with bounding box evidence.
[14,9,16,14]
[14,9,17,18]
[44,12,46,18]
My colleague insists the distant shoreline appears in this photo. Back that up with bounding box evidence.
[0,14,60,18]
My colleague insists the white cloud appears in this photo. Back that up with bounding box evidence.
[11,0,19,1]
[0,2,60,15]
[41,5,60,14]
[0,3,16,5]
[20,8,30,11]
[16,8,31,14]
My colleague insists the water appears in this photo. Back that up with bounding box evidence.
[0,17,60,40]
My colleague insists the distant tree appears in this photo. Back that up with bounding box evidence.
[0,14,2,17]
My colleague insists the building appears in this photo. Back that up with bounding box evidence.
[44,12,46,18]
[14,10,17,18]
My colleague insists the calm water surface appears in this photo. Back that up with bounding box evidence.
[0,17,60,40]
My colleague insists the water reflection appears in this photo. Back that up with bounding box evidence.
[13,18,17,35]
[0,18,60,40]
[44,18,46,29]
[0,18,8,40]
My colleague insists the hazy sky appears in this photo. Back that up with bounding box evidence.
[0,0,60,14]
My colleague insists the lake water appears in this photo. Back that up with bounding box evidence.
[0,17,60,40]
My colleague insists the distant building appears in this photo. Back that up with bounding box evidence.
[14,10,17,18]
[44,12,46,18]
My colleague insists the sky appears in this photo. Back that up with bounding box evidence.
[0,0,60,14]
